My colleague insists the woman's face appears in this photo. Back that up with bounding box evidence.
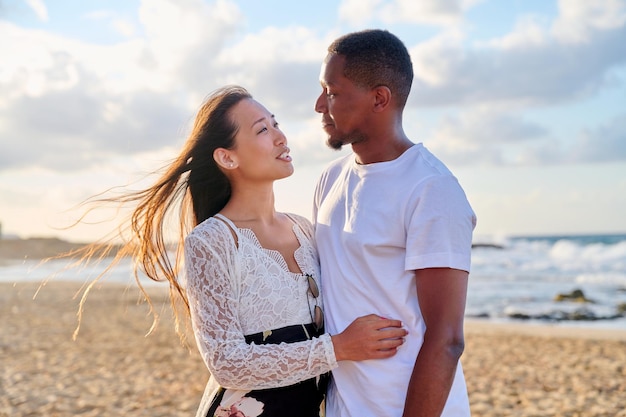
[227,98,293,182]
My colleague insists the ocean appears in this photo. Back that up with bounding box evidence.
[468,233,626,330]
[2,233,625,331]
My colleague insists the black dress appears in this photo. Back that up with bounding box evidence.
[206,323,329,417]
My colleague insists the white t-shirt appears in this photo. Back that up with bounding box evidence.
[313,143,476,417]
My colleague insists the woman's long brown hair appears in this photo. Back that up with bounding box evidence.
[64,86,252,340]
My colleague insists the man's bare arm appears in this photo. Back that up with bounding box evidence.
[402,267,468,417]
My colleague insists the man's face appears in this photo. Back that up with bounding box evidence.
[314,54,373,150]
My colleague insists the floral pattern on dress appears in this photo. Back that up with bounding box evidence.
[214,390,264,417]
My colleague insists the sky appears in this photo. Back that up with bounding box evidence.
[1,0,625,242]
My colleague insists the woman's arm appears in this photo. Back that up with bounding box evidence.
[184,230,336,390]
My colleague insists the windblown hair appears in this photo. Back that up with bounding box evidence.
[328,29,414,108]
[67,85,252,340]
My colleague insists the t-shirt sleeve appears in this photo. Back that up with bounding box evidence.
[405,175,477,272]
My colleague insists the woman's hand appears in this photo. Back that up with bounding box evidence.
[330,314,407,361]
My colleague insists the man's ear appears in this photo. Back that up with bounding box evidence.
[213,148,238,170]
[373,86,392,112]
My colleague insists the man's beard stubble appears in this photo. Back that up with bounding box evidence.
[326,131,367,151]
[326,137,344,150]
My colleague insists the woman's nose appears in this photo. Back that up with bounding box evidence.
[274,128,287,145]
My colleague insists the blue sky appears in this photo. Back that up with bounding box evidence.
[1,0,625,242]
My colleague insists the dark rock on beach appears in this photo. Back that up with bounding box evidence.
[553,288,595,303]
[471,243,505,249]
[505,307,623,322]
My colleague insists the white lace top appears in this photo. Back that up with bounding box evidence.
[184,213,337,393]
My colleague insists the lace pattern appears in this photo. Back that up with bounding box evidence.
[184,213,337,390]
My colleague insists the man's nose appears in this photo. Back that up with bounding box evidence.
[314,92,326,113]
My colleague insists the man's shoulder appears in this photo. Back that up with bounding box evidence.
[405,143,455,178]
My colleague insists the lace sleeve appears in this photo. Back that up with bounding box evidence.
[184,224,337,390]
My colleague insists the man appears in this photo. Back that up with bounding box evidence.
[313,29,476,417]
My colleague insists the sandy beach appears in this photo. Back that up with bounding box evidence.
[2,281,625,417]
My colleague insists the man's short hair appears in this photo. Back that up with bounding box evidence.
[328,29,414,108]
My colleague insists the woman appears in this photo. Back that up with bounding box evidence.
[72,86,406,417]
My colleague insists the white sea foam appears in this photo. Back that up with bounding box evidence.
[468,234,626,329]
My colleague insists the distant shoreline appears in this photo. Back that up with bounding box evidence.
[0,237,122,260]
[4,231,624,260]
[0,236,512,259]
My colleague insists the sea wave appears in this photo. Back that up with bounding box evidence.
[468,234,626,327]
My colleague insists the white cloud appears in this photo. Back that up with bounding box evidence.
[424,107,549,166]
[111,18,136,38]
[482,16,549,49]
[338,0,384,26]
[2,0,626,178]
[379,0,464,25]
[425,108,626,167]
[409,12,626,107]
[2,0,626,239]
[139,0,242,73]
[339,0,484,26]
[552,0,626,43]
[212,26,330,118]
[567,113,626,162]
[217,26,327,65]
[484,0,626,49]
[0,21,160,97]
[25,0,48,22]
[410,28,466,86]
[0,84,189,171]
[0,1,329,172]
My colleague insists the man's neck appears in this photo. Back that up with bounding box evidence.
[353,137,414,165]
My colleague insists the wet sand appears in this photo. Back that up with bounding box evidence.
[1,281,625,417]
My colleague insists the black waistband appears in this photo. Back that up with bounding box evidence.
[244,323,319,345]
